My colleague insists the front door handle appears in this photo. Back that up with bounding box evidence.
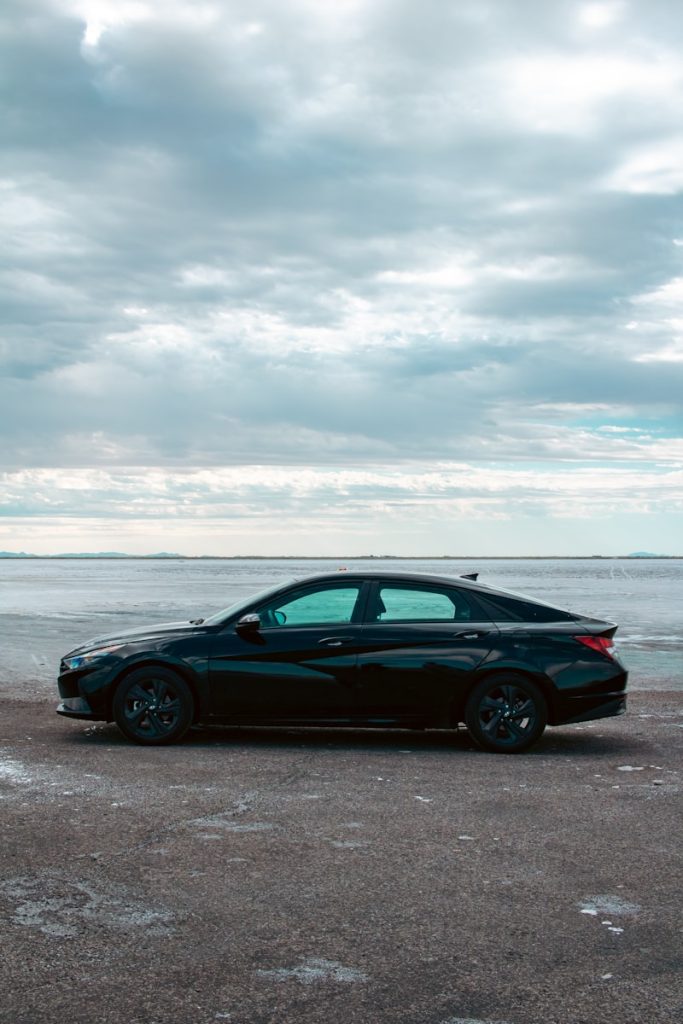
[318,636,354,647]
[453,630,489,640]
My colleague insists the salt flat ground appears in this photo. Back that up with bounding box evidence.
[1,693,681,1024]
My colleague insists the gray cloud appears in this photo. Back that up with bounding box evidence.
[1,0,681,551]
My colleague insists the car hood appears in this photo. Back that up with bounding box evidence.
[66,620,207,656]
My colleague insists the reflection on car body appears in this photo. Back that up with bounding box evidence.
[57,570,628,753]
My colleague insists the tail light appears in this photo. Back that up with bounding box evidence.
[575,635,616,660]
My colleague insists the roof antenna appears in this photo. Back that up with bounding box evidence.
[460,572,479,581]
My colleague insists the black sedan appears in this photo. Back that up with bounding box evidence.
[56,570,627,753]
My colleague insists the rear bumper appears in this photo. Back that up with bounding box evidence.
[554,692,627,726]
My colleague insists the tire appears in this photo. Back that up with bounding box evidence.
[465,674,547,754]
[112,667,194,746]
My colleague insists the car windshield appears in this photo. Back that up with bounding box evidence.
[202,581,295,627]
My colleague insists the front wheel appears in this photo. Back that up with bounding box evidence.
[465,675,547,754]
[113,667,194,745]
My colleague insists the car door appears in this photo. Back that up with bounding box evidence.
[354,582,497,725]
[208,580,369,722]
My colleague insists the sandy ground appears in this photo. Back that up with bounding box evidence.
[1,692,681,1024]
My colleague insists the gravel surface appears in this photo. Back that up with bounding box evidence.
[1,692,681,1024]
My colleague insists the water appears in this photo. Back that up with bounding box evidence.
[1,558,681,699]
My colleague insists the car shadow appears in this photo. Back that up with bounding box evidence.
[65,720,651,759]
[530,727,653,758]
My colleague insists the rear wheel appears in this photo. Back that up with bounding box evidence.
[113,667,193,745]
[465,674,547,753]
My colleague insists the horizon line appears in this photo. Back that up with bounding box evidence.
[0,553,679,560]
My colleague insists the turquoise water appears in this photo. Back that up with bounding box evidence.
[1,557,681,697]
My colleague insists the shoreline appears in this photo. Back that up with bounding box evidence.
[2,554,682,561]
[2,557,679,565]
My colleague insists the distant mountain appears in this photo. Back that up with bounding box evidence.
[0,551,182,559]
[626,551,670,558]
[53,552,131,558]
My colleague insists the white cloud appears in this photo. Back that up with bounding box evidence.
[605,138,683,195]
[578,3,624,30]
[494,54,682,135]
[633,277,683,309]
[629,277,683,362]
[3,461,683,522]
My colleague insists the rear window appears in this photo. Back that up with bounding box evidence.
[475,592,574,623]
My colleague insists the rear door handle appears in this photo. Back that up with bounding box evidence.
[453,630,490,640]
[318,636,354,647]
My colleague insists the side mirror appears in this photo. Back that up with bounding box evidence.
[236,613,262,633]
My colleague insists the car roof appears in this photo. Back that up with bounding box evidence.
[287,570,523,602]
[280,569,581,617]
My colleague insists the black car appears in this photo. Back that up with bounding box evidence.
[56,570,627,753]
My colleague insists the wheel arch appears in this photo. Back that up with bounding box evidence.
[108,657,204,723]
[449,664,558,727]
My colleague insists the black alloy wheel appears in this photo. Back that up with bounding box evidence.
[465,675,547,753]
[113,667,194,745]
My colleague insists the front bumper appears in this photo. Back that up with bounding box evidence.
[57,660,117,721]
[56,697,98,720]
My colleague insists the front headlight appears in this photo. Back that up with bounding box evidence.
[62,644,125,671]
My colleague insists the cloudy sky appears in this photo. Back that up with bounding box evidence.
[1,0,682,555]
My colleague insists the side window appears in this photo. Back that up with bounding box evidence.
[374,586,472,623]
[261,585,361,627]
